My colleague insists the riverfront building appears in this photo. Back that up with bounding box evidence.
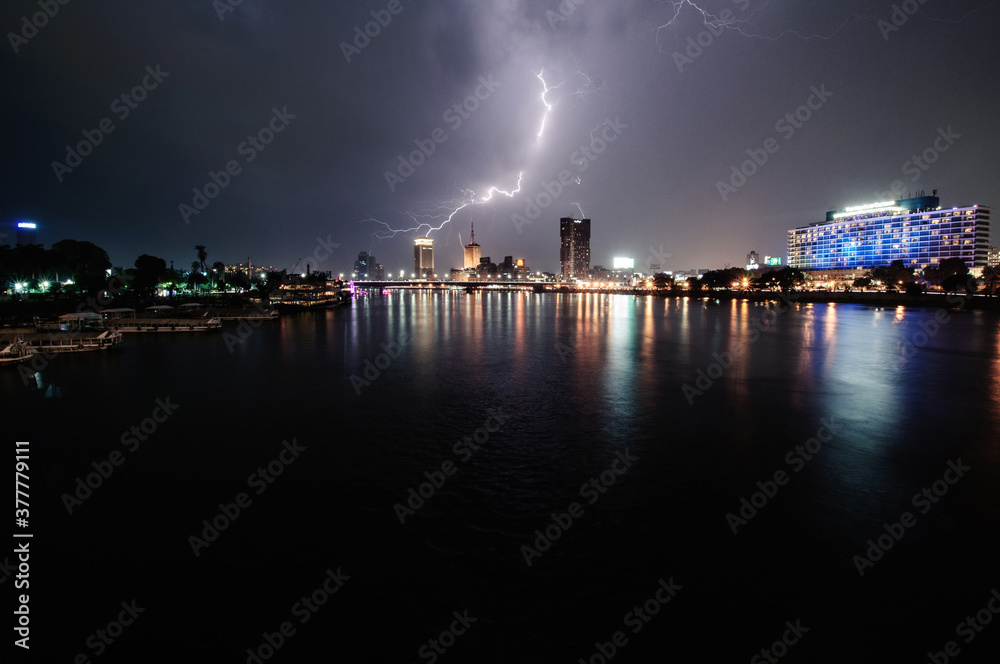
[414,237,434,278]
[787,196,991,271]
[560,217,591,281]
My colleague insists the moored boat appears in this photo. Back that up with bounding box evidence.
[0,339,33,367]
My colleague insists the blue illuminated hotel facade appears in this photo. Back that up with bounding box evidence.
[787,196,991,270]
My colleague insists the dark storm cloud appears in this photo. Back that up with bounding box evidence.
[1,0,997,274]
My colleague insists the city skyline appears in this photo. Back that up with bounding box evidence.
[3,2,998,277]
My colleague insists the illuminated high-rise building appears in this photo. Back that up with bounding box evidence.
[16,221,37,246]
[788,195,991,270]
[560,217,591,281]
[989,246,999,268]
[464,222,481,270]
[414,237,434,278]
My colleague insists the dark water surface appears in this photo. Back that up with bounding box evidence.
[7,292,1000,662]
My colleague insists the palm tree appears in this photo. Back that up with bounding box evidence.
[653,272,673,290]
[190,261,205,290]
[195,245,207,276]
[211,261,226,290]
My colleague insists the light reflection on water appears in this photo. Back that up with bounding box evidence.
[5,291,1000,661]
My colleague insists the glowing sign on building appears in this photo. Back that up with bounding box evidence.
[613,257,635,270]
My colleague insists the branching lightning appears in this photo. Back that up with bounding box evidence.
[367,63,604,245]
[369,172,523,240]
[655,0,872,47]
[655,0,998,49]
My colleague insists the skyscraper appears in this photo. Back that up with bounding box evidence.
[414,237,434,278]
[354,251,375,279]
[560,217,591,281]
[464,222,481,270]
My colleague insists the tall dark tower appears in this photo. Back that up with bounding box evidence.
[560,217,591,281]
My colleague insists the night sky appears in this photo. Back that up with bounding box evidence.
[2,0,998,276]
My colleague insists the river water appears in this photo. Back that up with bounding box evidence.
[7,292,1000,662]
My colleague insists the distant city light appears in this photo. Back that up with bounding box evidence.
[613,257,635,270]
[17,222,37,229]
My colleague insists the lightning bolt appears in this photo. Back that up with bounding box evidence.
[366,64,602,244]
[536,70,557,142]
[369,172,523,240]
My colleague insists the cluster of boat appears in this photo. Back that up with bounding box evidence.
[0,303,273,368]
[2,285,353,368]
